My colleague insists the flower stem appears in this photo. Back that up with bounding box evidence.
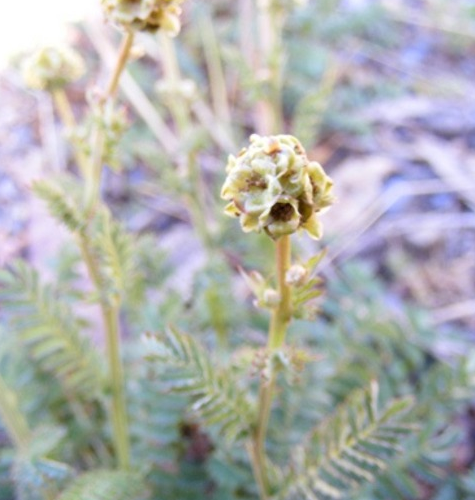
[248,440,270,500]
[106,31,135,99]
[80,31,134,469]
[103,301,130,470]
[269,234,292,348]
[251,234,292,498]
[85,30,135,214]
[78,232,130,470]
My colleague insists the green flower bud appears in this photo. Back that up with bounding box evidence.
[22,46,85,91]
[285,264,307,287]
[101,0,185,36]
[221,134,335,240]
[262,288,280,308]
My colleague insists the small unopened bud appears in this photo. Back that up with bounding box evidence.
[285,265,308,287]
[155,78,197,101]
[129,44,146,60]
[262,289,280,308]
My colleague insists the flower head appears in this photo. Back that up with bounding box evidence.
[101,0,185,36]
[23,46,85,91]
[221,134,334,239]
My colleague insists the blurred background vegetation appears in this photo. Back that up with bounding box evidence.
[1,0,475,499]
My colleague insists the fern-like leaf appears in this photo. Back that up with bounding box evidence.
[0,375,31,451]
[13,457,74,500]
[57,470,145,500]
[32,181,85,234]
[282,382,415,500]
[0,261,104,399]
[93,209,139,303]
[144,328,255,443]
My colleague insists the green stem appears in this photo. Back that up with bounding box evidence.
[0,375,31,450]
[85,30,135,214]
[268,235,292,348]
[251,235,292,498]
[106,31,135,99]
[248,440,269,500]
[80,31,134,468]
[78,232,130,470]
[103,302,130,470]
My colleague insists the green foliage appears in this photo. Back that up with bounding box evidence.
[128,363,207,500]
[13,457,74,500]
[93,209,139,303]
[144,328,256,443]
[0,375,31,450]
[32,181,85,234]
[0,447,14,500]
[2,2,474,499]
[57,470,145,500]
[0,261,104,399]
[9,423,74,500]
[281,383,414,500]
[275,262,475,500]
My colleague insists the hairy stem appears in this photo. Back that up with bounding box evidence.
[252,235,292,498]
[0,375,31,450]
[78,232,130,470]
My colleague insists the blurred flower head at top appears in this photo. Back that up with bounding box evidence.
[22,46,85,92]
[101,0,186,36]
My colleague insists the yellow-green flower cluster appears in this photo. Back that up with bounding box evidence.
[23,47,85,91]
[221,134,334,240]
[101,0,185,36]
